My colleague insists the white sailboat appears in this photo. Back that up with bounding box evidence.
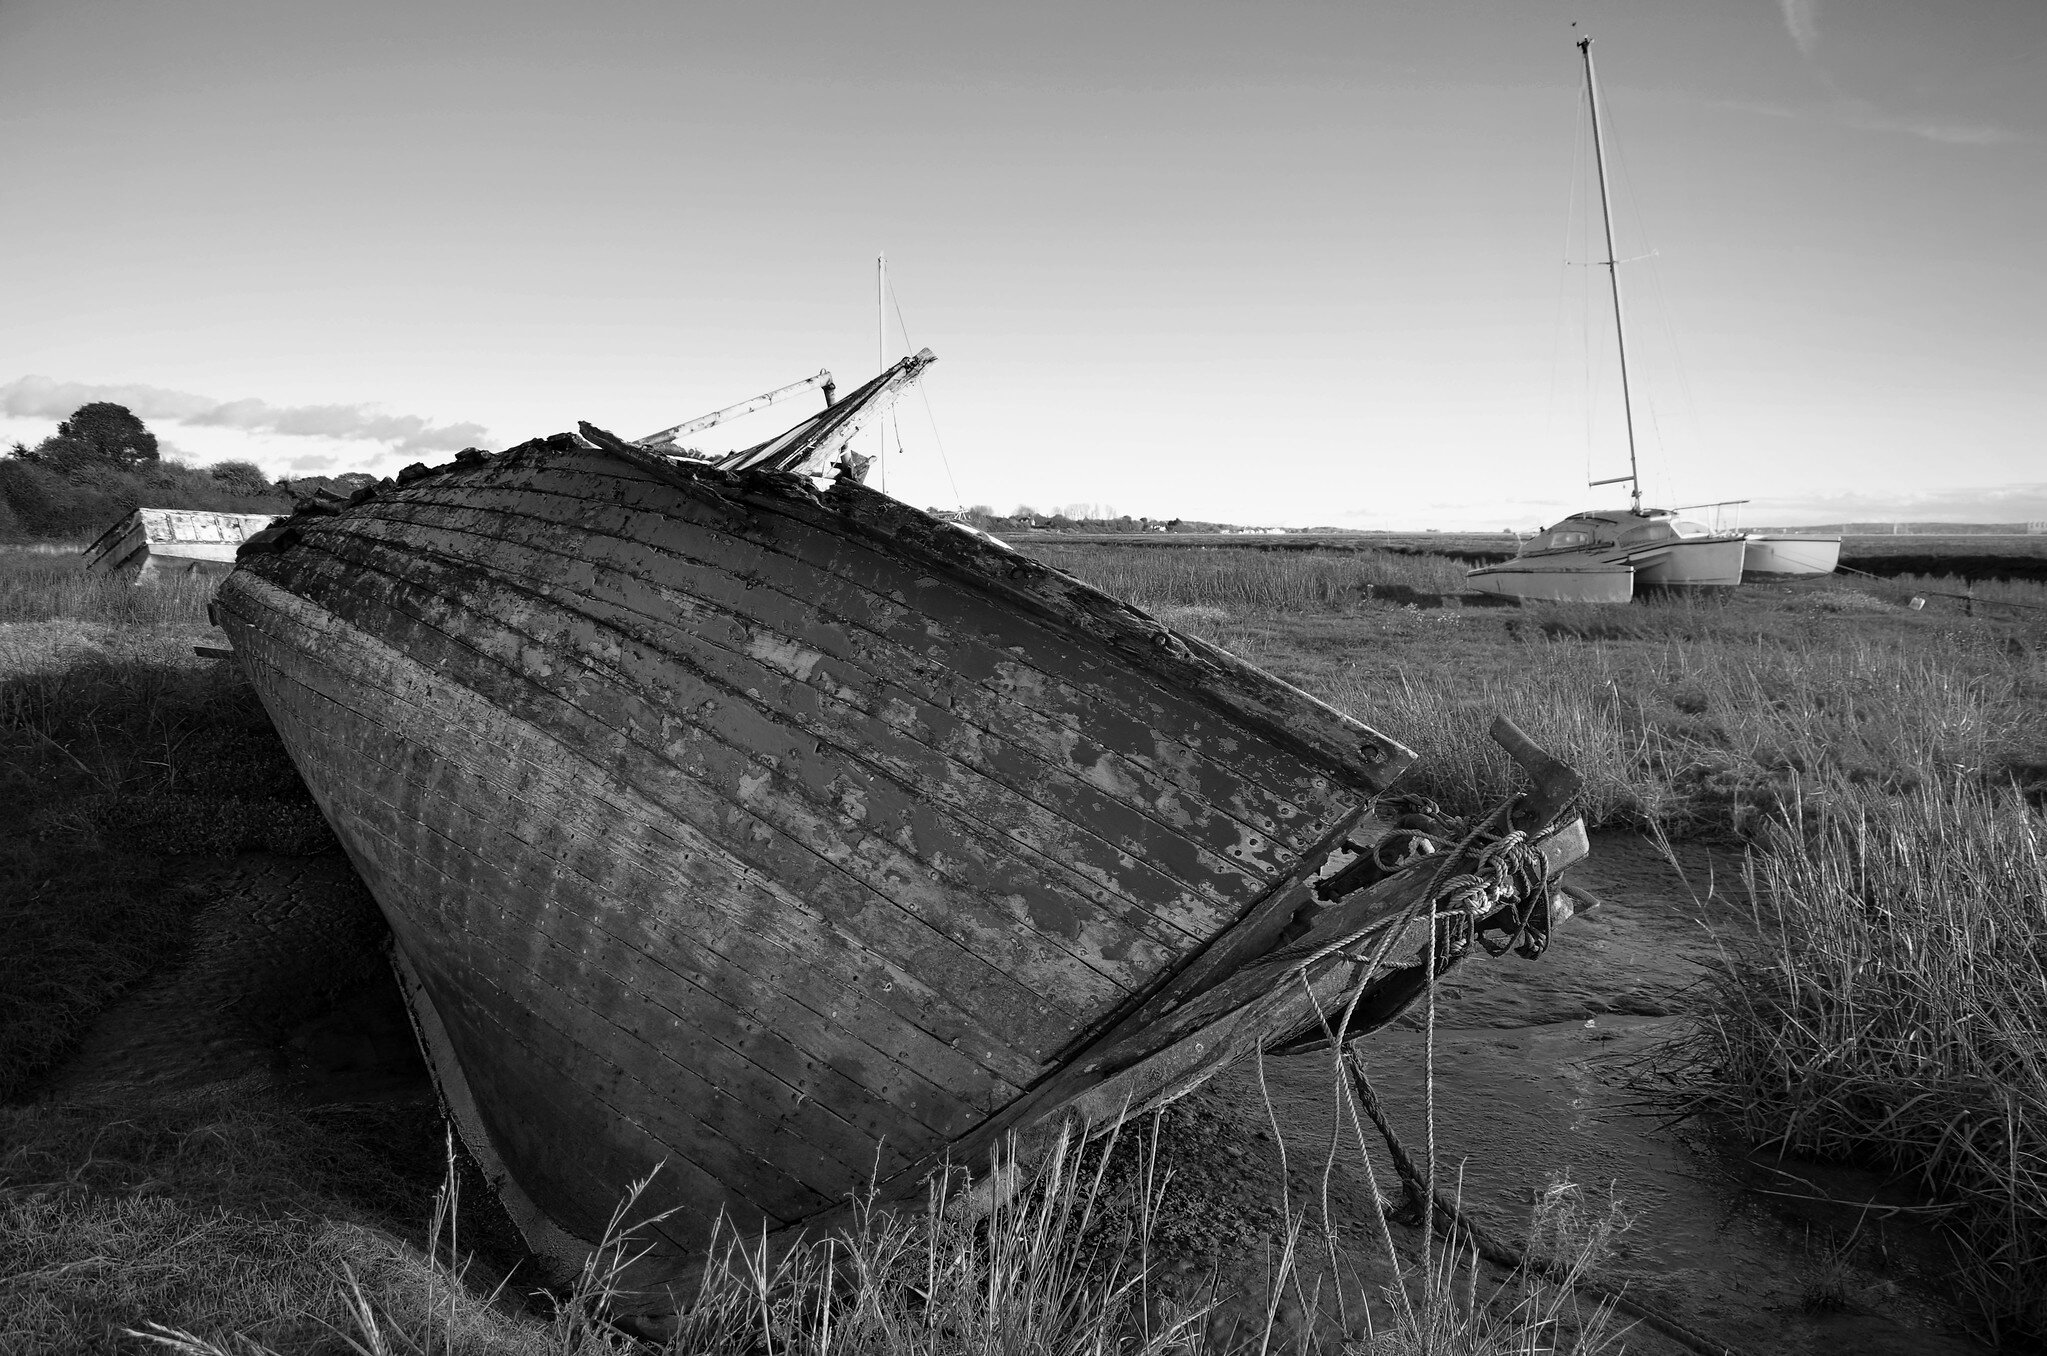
[1742,531,1842,577]
[1468,35,1747,603]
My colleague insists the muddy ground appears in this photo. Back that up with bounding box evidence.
[46,836,1992,1354]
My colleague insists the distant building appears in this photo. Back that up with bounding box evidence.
[82,508,283,581]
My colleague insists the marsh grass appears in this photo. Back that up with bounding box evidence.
[1017,544,1471,614]
[1678,783,2047,1343]
[1043,543,2047,1336]
[0,545,218,625]
[1877,571,2047,614]
[0,1098,526,1355]
[81,1112,1631,1356]
[12,537,2043,1347]
[1355,630,2044,834]
[1,563,333,1099]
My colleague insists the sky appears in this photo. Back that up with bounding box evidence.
[2,0,2041,529]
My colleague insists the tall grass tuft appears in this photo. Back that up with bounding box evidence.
[1686,782,2047,1343]
[654,1130,1213,1356]
[1017,545,1472,614]
[9,1098,1637,1355]
[1335,633,2042,836]
[0,547,218,625]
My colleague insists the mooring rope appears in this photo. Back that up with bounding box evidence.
[1265,788,1746,1353]
[1317,802,1741,1356]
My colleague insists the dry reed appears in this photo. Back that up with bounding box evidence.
[1685,782,2047,1343]
[0,548,217,625]
[1016,544,1471,614]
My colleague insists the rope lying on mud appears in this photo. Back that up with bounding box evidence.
[1343,1055,1745,1356]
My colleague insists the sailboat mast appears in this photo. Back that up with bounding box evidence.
[1578,35,1642,513]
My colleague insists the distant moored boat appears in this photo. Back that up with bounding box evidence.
[1466,36,1754,604]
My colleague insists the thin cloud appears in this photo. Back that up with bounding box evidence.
[1779,0,1822,58]
[1888,117,2018,146]
[1706,95,2021,147]
[0,375,489,454]
[1746,483,2047,525]
[1765,4,2021,147]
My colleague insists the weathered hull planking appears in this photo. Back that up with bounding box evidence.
[216,430,1586,1304]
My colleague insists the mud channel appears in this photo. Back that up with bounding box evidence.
[49,837,1990,1354]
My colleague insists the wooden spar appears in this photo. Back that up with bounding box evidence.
[710,348,934,477]
[215,380,1593,1306]
[636,370,835,451]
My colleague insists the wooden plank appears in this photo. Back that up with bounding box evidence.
[308,522,1237,956]
[288,763,862,1220]
[272,540,1145,1013]
[239,544,1129,1022]
[370,484,1345,859]
[332,509,1277,939]
[565,445,1415,795]
[574,459,1368,809]
[392,465,1365,838]
[1057,806,1366,1063]
[411,941,799,1242]
[280,672,985,1151]
[224,587,1050,1089]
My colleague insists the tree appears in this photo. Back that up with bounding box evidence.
[208,460,272,496]
[22,402,160,477]
[56,402,159,468]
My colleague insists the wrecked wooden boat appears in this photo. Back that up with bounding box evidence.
[84,507,282,580]
[215,350,1593,1308]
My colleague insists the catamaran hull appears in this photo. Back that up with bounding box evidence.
[1465,562,1634,604]
[1743,534,1841,578]
[213,434,1438,1287]
[1630,537,1746,588]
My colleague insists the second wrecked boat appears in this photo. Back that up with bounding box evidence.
[215,352,1593,1309]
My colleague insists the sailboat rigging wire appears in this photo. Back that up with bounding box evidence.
[918,385,965,512]
[882,267,968,512]
[1547,68,1587,496]
[1601,111,1671,506]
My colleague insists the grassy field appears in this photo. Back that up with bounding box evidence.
[1024,528,2047,583]
[1016,539,2047,1344]
[5,539,2046,1348]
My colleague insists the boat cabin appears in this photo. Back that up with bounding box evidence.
[1521,509,1714,558]
[82,508,284,581]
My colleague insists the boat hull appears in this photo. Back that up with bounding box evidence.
[1743,534,1841,577]
[1465,560,1634,604]
[214,436,1420,1281]
[1629,536,1746,588]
